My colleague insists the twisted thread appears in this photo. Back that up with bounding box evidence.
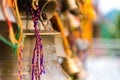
[31,6,45,80]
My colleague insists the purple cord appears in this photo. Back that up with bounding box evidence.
[31,6,44,80]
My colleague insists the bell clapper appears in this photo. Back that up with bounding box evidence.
[42,13,48,21]
[41,20,54,32]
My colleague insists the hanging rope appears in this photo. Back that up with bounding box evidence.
[31,0,45,80]
[13,0,24,80]
[17,46,23,80]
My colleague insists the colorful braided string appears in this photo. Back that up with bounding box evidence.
[2,0,24,80]
[18,46,23,80]
[31,6,45,80]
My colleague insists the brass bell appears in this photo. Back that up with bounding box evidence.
[61,56,80,75]
[39,0,57,21]
[50,13,80,75]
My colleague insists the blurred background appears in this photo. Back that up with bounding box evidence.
[51,0,120,80]
[85,0,120,80]
[49,0,120,79]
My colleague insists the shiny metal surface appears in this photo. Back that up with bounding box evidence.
[62,57,80,75]
[39,0,57,21]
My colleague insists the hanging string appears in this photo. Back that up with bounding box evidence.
[17,46,23,80]
[13,0,24,80]
[51,13,72,57]
[13,0,25,58]
[31,1,45,80]
[13,0,23,44]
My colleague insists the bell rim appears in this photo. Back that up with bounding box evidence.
[40,0,57,21]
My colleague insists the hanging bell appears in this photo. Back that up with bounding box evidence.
[61,56,80,75]
[39,0,57,22]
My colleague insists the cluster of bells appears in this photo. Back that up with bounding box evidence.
[0,0,84,80]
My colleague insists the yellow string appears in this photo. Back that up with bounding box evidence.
[52,13,72,57]
[17,47,23,80]
[13,2,24,80]
[13,0,23,44]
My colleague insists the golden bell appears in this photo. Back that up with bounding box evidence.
[39,0,57,21]
[61,56,80,75]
